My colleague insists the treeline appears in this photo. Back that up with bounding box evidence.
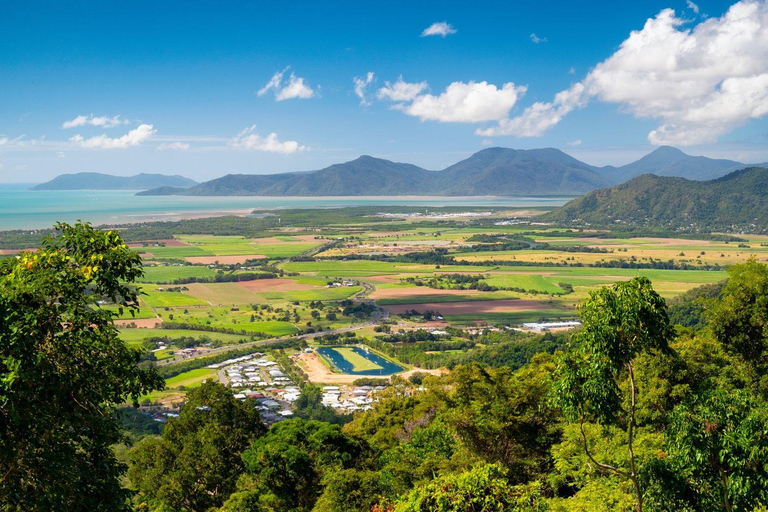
[166,271,278,285]
[363,330,565,370]
[158,322,270,337]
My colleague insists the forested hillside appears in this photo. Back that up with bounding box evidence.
[541,167,768,232]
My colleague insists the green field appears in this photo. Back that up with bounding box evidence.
[165,368,217,389]
[118,328,250,347]
[137,265,218,283]
[332,347,383,371]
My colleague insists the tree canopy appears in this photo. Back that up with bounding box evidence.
[0,222,163,510]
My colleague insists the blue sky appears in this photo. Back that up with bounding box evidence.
[2,0,768,182]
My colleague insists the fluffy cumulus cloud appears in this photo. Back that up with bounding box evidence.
[258,68,315,101]
[229,126,305,154]
[404,81,526,123]
[353,72,375,106]
[477,83,584,137]
[687,0,700,14]
[157,142,190,151]
[421,22,457,37]
[62,114,128,129]
[69,124,155,149]
[376,76,429,101]
[481,1,768,145]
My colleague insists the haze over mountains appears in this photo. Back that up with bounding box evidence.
[32,173,197,191]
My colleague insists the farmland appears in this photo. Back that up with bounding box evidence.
[16,205,753,397]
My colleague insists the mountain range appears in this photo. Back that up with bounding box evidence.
[541,166,768,230]
[32,173,198,191]
[135,146,765,197]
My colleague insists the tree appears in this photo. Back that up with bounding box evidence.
[644,389,768,511]
[129,381,265,511]
[231,419,364,511]
[394,463,546,512]
[707,258,768,384]
[0,222,163,510]
[553,277,674,512]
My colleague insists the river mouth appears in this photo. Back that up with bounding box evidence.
[316,346,404,376]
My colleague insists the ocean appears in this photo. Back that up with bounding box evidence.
[0,184,573,231]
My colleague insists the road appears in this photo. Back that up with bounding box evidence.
[156,277,388,367]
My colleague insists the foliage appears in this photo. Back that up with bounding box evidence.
[553,277,674,511]
[233,419,364,511]
[707,258,768,375]
[128,381,265,511]
[0,222,163,510]
[666,281,725,329]
[394,463,547,512]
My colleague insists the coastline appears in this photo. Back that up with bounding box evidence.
[0,187,571,231]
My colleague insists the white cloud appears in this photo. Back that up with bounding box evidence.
[353,72,375,106]
[403,81,527,123]
[229,126,305,154]
[69,124,156,149]
[477,83,585,137]
[0,137,7,146]
[57,151,66,158]
[157,142,190,151]
[687,0,700,14]
[481,139,494,146]
[530,33,547,43]
[258,68,315,101]
[421,22,457,37]
[566,139,582,147]
[376,76,429,102]
[258,70,284,96]
[568,67,576,75]
[62,114,128,129]
[482,1,768,145]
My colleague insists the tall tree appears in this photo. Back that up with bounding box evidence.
[553,277,674,512]
[0,222,163,511]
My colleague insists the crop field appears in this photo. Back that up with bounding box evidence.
[106,208,764,405]
[177,235,323,258]
[119,328,249,347]
[137,265,218,283]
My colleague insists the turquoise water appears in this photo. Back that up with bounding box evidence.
[0,184,572,231]
[317,346,404,376]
